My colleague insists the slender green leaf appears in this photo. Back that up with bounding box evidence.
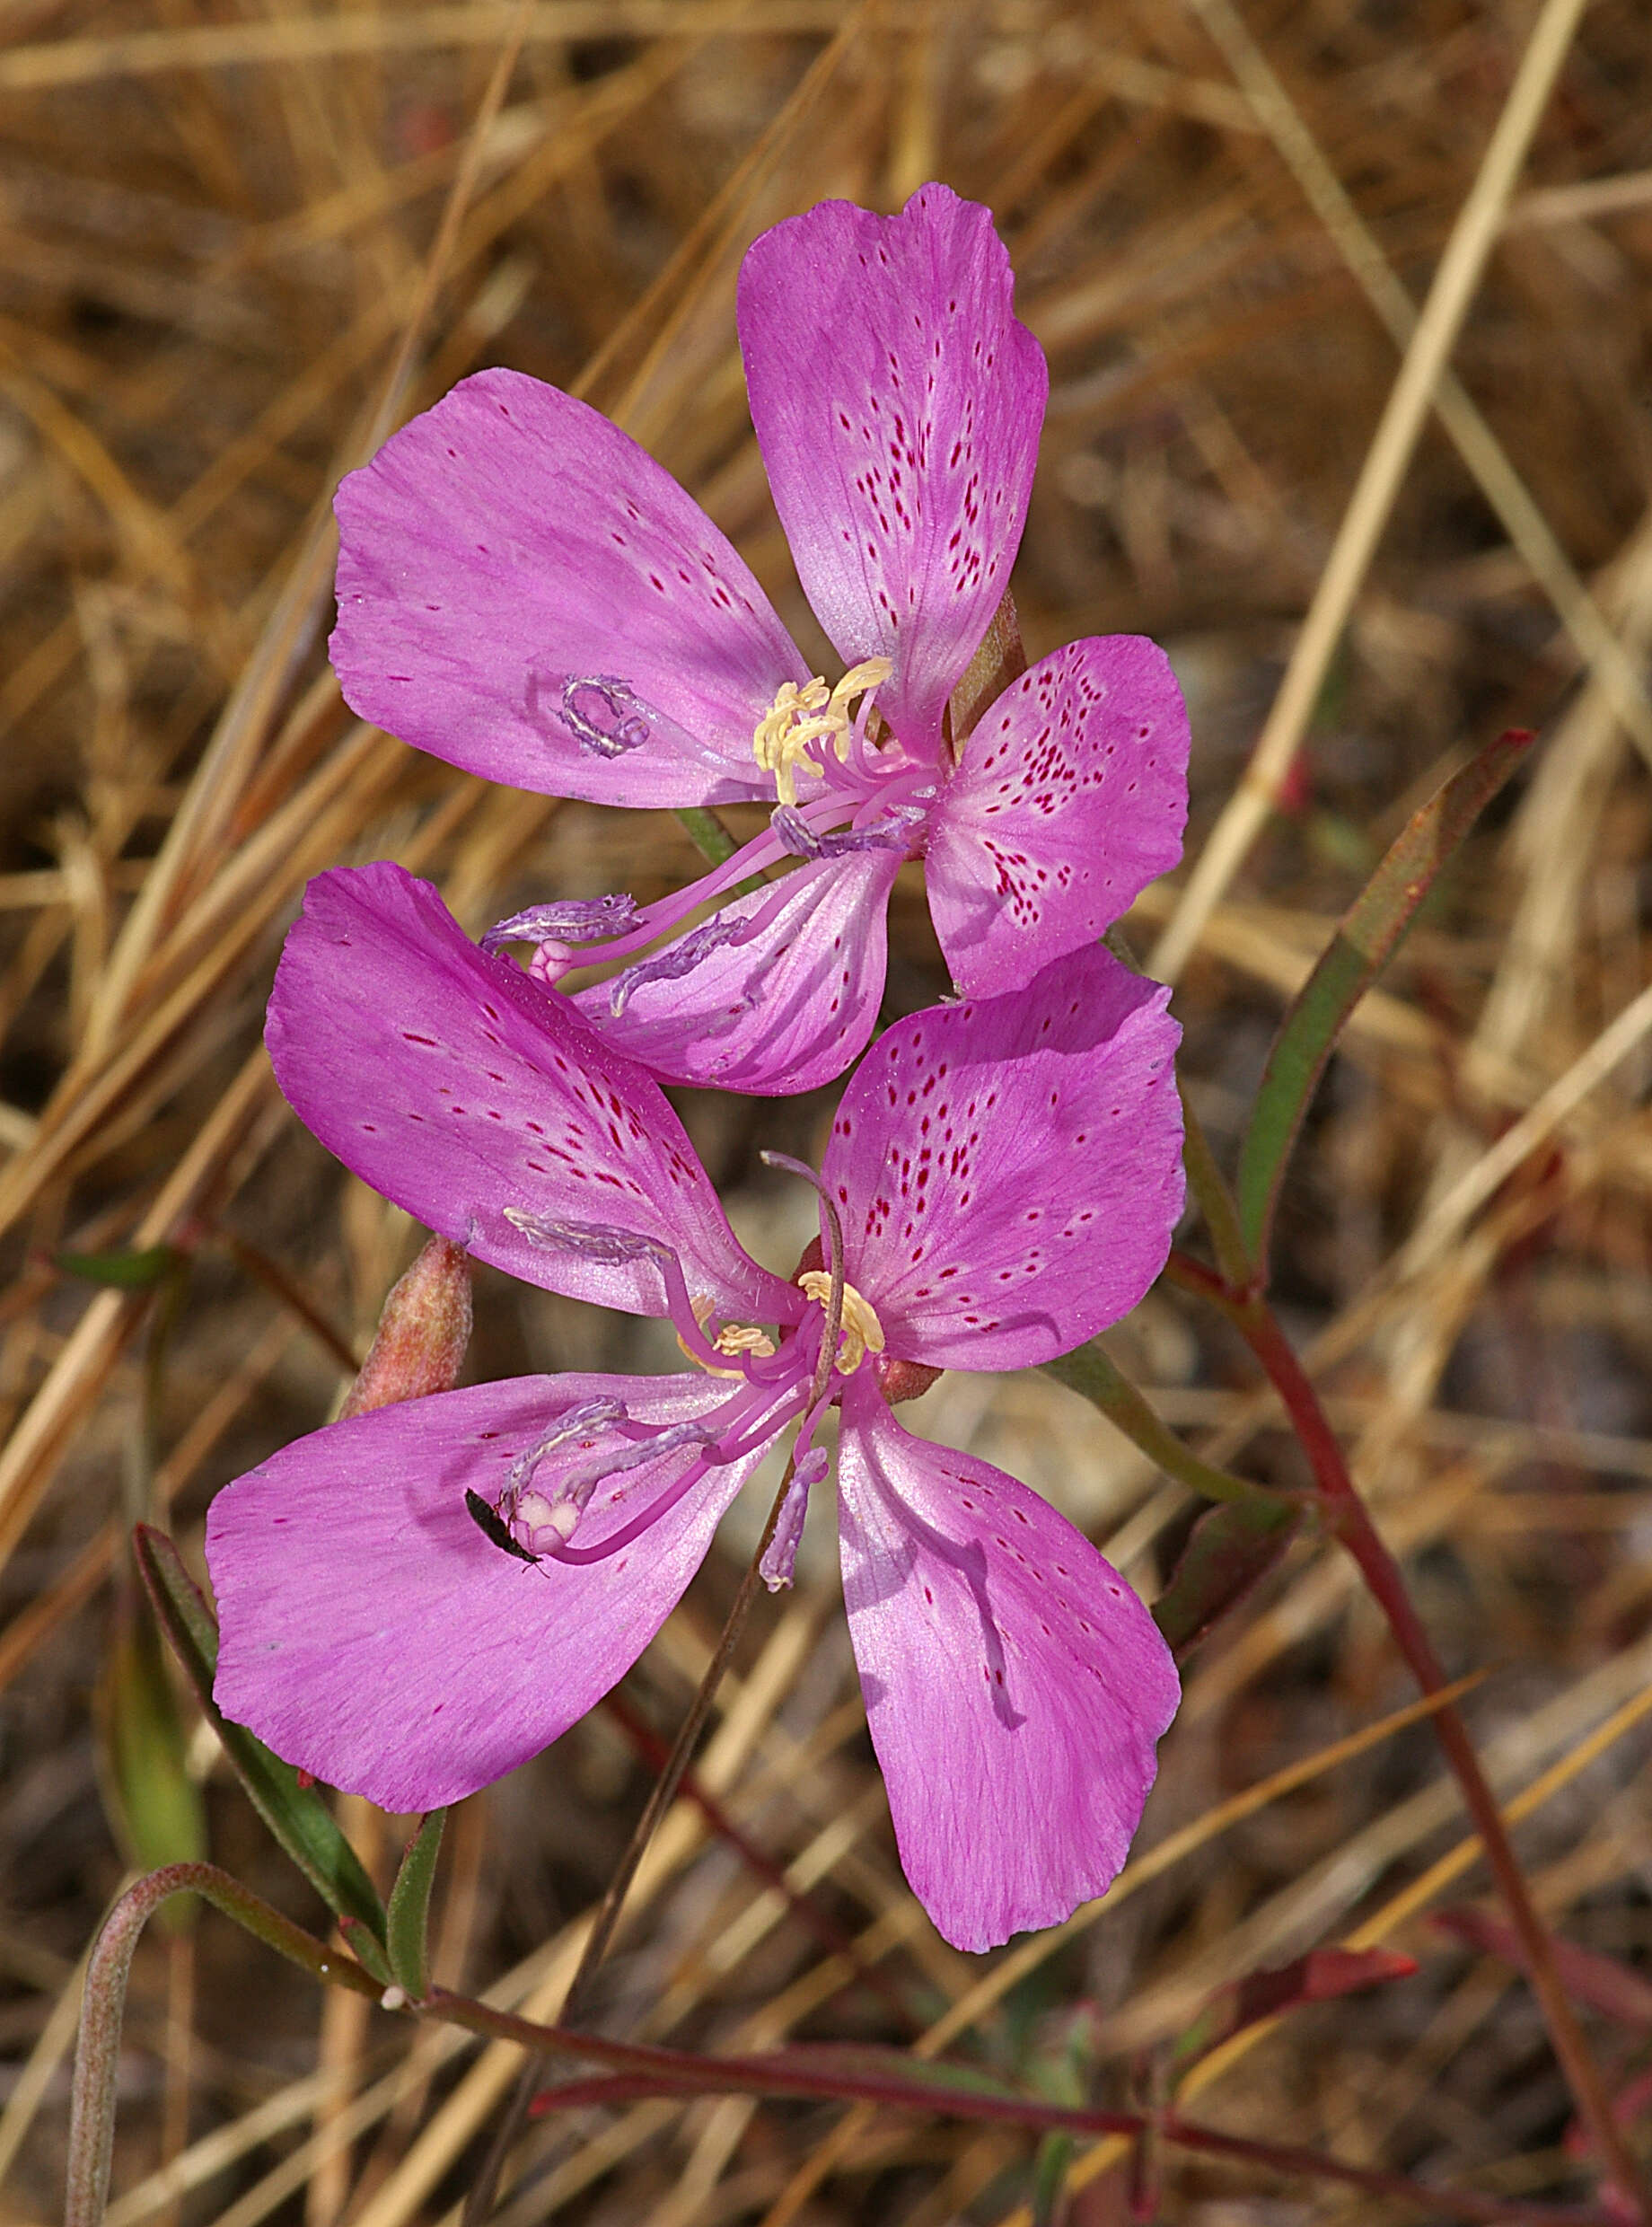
[133,1525,387,1949]
[385,1809,446,1999]
[1235,726,1533,1270]
[56,1244,185,1290]
[1043,1342,1280,1508]
[68,1865,381,2227]
[1178,1083,1252,1291]
[1153,1495,1301,1660]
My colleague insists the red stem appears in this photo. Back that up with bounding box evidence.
[1226,1286,1648,2218]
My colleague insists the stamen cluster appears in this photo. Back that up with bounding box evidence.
[751,657,892,805]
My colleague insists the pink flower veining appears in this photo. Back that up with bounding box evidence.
[330,184,1189,1096]
[206,863,1184,1952]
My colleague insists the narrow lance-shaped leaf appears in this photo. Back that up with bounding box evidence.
[1044,1340,1281,1509]
[1171,1947,1418,2073]
[1236,726,1534,1271]
[1152,1494,1301,1662]
[385,1809,446,1999]
[68,1862,382,2227]
[133,1525,388,1960]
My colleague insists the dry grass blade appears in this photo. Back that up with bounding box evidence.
[1152,0,1593,982]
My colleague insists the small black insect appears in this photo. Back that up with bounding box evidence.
[465,1488,540,1564]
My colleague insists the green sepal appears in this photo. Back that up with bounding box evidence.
[338,1914,392,1987]
[674,806,765,896]
[1043,1342,1274,1507]
[132,1524,387,1947]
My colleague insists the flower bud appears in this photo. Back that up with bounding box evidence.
[339,1235,471,1418]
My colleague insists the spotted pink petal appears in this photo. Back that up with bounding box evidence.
[836,1377,1179,1952]
[822,943,1182,1372]
[268,862,797,1328]
[575,851,901,1095]
[926,637,1190,996]
[739,183,1047,763]
[207,1374,766,1811]
[332,369,807,808]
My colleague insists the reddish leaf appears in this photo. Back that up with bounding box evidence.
[1174,1947,1418,2068]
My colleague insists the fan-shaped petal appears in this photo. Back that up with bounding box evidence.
[332,368,806,807]
[927,637,1189,996]
[207,1374,765,1811]
[836,1379,1179,1952]
[575,850,901,1096]
[822,944,1182,1371]
[739,184,1045,763]
[268,863,797,1327]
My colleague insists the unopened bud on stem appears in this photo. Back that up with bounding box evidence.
[339,1235,472,1419]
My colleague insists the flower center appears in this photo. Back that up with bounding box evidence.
[751,656,892,806]
[797,1269,885,1374]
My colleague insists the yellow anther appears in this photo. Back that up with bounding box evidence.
[677,1295,776,1377]
[715,1323,778,1359]
[829,657,894,717]
[751,657,893,806]
[797,1270,886,1375]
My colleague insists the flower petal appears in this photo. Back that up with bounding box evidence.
[822,944,1182,1371]
[332,368,807,808]
[836,1378,1179,1952]
[926,637,1189,996]
[739,184,1046,761]
[207,1375,765,1811]
[268,862,797,1326]
[574,850,901,1096]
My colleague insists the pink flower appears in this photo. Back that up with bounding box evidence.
[206,864,1183,1952]
[330,184,1188,1096]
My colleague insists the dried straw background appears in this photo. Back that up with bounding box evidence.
[3,1,1652,2221]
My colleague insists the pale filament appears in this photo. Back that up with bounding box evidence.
[797,1270,885,1374]
[677,1292,778,1378]
[752,656,893,807]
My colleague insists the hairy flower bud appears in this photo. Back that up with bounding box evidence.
[338,1235,472,1418]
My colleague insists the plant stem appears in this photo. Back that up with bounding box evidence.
[460,1463,802,2225]
[1231,1292,1648,2217]
[66,1865,375,2227]
[1177,1083,1256,1292]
